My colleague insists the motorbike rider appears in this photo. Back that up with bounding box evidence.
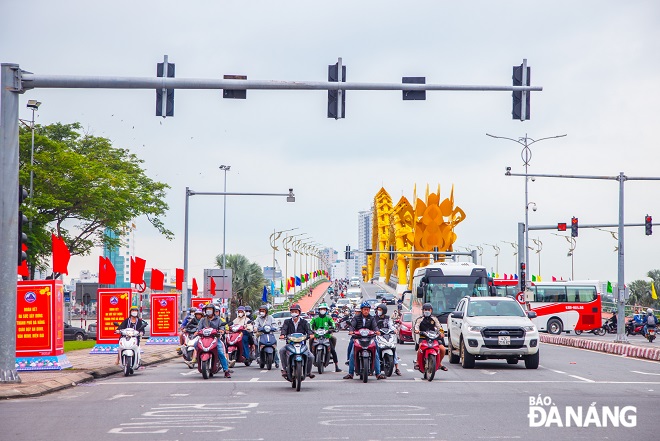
[231,306,254,366]
[345,306,362,364]
[178,307,196,347]
[413,303,447,372]
[309,303,342,372]
[279,304,315,379]
[643,307,657,336]
[343,302,385,380]
[254,304,280,369]
[115,306,147,365]
[375,303,402,376]
[195,303,231,377]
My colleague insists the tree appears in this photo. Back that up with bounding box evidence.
[215,254,266,315]
[628,269,660,310]
[19,122,173,278]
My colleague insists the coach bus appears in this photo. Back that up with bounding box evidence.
[493,279,602,335]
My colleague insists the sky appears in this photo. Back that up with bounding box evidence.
[2,0,659,286]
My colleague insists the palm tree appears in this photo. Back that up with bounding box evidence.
[216,254,266,316]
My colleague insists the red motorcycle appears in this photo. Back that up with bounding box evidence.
[226,324,254,367]
[196,328,222,379]
[416,330,444,382]
[351,328,377,383]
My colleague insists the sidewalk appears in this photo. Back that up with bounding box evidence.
[540,334,660,361]
[296,281,331,312]
[0,344,179,400]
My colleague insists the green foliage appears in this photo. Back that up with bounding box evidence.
[63,340,96,352]
[216,254,267,313]
[19,123,172,276]
[628,269,660,309]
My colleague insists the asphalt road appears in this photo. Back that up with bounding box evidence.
[2,284,658,440]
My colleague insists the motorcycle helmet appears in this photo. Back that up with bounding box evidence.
[376,303,387,315]
[194,308,204,317]
[422,303,433,311]
[289,304,301,312]
[245,305,253,316]
[237,306,246,312]
[259,304,269,312]
[360,301,371,309]
[318,303,328,316]
[648,308,654,314]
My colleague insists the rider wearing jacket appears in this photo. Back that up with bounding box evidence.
[375,303,401,376]
[643,308,658,336]
[343,302,385,380]
[196,304,231,377]
[309,303,342,372]
[115,306,147,365]
[413,303,447,372]
[279,304,315,379]
[254,304,280,369]
[231,306,254,365]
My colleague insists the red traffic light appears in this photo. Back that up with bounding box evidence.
[557,223,567,231]
[571,217,578,225]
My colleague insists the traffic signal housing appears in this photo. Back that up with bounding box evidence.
[645,215,653,236]
[18,185,28,265]
[345,245,352,260]
[389,245,395,260]
[520,262,526,289]
[327,60,346,119]
[571,217,578,238]
[512,63,531,120]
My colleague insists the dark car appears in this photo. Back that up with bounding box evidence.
[375,291,388,300]
[87,323,97,340]
[64,322,88,341]
[380,293,396,305]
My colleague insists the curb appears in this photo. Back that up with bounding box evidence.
[0,349,180,400]
[540,334,660,361]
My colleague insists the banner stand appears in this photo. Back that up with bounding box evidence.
[146,293,179,345]
[90,288,132,355]
[15,354,72,371]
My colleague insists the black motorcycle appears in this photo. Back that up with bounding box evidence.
[602,316,617,334]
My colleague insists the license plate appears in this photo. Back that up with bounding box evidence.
[498,336,511,345]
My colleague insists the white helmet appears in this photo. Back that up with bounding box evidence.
[648,308,654,314]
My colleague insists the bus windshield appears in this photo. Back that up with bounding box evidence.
[424,276,489,314]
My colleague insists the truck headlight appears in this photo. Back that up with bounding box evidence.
[467,326,485,333]
[523,325,536,332]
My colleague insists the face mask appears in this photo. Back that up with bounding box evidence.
[319,310,327,316]
[130,311,138,317]
[290,312,299,318]
[259,312,266,317]
[206,310,213,317]
[376,311,382,316]
[238,312,244,318]
[423,311,432,317]
[246,312,251,317]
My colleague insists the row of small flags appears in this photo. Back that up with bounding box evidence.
[490,273,565,282]
[284,270,328,292]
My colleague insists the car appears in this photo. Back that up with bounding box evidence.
[395,312,413,344]
[336,298,351,309]
[375,291,388,300]
[365,298,380,308]
[271,310,291,328]
[447,296,540,369]
[64,322,88,341]
[380,293,396,305]
[87,323,97,340]
[349,276,361,287]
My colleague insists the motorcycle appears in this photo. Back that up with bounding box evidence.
[180,328,199,368]
[602,317,617,334]
[376,328,397,377]
[117,327,142,376]
[352,328,377,383]
[574,327,606,336]
[196,327,222,379]
[312,328,333,374]
[226,324,254,367]
[257,325,278,370]
[645,326,656,343]
[625,320,645,336]
[284,333,309,392]
[416,330,443,382]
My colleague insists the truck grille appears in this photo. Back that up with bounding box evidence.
[482,328,524,338]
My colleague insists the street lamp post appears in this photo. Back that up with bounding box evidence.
[487,133,566,288]
[270,227,298,299]
[219,165,231,301]
[485,243,500,275]
[283,233,307,297]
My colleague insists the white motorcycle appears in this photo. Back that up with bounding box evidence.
[376,328,398,377]
[117,328,142,376]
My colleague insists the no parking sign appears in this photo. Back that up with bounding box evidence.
[516,291,526,304]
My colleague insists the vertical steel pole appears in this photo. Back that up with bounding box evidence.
[0,63,22,383]
[523,136,530,284]
[222,168,227,306]
[615,172,629,343]
[518,223,525,292]
[182,187,190,315]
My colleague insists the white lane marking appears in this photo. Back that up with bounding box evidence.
[180,371,197,376]
[249,378,259,382]
[401,363,408,366]
[481,370,496,375]
[632,370,660,376]
[260,370,267,373]
[407,369,414,372]
[568,375,595,383]
[108,394,134,401]
[170,393,189,397]
[99,379,660,384]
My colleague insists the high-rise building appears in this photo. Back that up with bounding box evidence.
[102,226,134,288]
[358,210,373,271]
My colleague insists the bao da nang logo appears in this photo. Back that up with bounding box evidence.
[24,291,37,303]
[109,296,119,305]
[160,299,168,307]
[528,395,636,428]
